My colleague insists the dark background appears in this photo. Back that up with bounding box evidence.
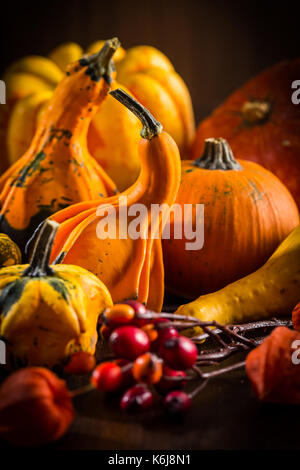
[1,0,300,451]
[1,0,299,122]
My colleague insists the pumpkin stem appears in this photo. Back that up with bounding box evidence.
[194,138,242,170]
[23,220,59,277]
[79,37,120,83]
[110,89,163,139]
[242,100,271,125]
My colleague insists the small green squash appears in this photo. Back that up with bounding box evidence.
[0,220,112,368]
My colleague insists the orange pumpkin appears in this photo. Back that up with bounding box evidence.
[192,59,300,208]
[163,138,299,299]
[0,39,118,252]
[47,90,181,312]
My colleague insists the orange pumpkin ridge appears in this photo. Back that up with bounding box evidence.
[0,39,120,254]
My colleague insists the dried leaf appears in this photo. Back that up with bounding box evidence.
[246,327,300,404]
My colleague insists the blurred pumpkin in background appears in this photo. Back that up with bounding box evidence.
[192,59,300,208]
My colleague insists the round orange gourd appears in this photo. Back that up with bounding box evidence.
[0,40,119,252]
[192,59,300,208]
[163,138,300,299]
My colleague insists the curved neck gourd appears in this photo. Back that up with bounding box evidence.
[30,38,120,158]
[110,89,181,207]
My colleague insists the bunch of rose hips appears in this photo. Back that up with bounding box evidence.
[72,301,199,413]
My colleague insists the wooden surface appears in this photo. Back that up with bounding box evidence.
[54,363,300,451]
[0,295,298,450]
[0,337,299,451]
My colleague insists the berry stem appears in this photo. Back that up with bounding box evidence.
[189,379,209,399]
[202,361,246,380]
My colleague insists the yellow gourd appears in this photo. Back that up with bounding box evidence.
[0,220,112,368]
[177,223,300,325]
[3,41,194,190]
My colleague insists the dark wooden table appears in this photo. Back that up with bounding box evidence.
[0,295,299,451]
[49,362,298,450]
[1,356,299,450]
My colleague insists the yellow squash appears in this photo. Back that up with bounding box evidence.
[0,234,21,268]
[177,223,300,325]
[0,220,112,368]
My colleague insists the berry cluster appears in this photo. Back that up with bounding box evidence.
[66,303,291,414]
[68,301,200,413]
[97,301,198,413]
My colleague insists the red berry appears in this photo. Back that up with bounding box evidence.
[132,353,163,384]
[114,359,134,389]
[64,352,96,375]
[152,326,179,353]
[164,391,191,414]
[160,336,197,370]
[91,362,122,392]
[120,384,153,412]
[155,366,186,395]
[123,300,147,316]
[110,326,150,360]
[123,300,149,326]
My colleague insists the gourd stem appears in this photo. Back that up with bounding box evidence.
[194,138,242,171]
[79,37,120,83]
[23,220,59,277]
[110,89,163,140]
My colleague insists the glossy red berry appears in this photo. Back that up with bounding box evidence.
[91,362,123,392]
[64,352,96,375]
[132,353,163,384]
[164,391,192,414]
[160,336,197,370]
[115,359,134,389]
[123,300,147,316]
[155,366,186,395]
[120,384,153,412]
[103,304,135,326]
[109,326,150,360]
[152,326,179,353]
[124,300,149,327]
